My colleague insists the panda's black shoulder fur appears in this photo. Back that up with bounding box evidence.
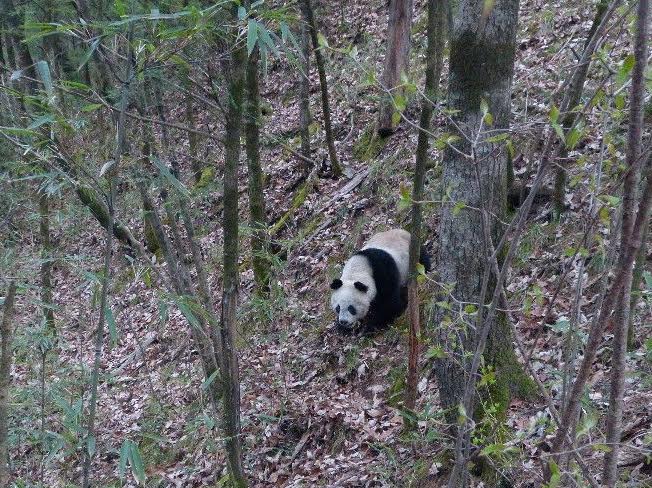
[355,248,406,332]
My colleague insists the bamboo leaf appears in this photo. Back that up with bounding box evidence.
[247,19,258,55]
[128,442,146,484]
[105,305,118,347]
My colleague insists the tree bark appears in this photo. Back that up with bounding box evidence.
[552,0,609,219]
[38,192,55,334]
[404,0,446,413]
[220,6,248,485]
[430,0,528,484]
[300,0,342,177]
[245,46,270,296]
[0,281,17,487]
[602,0,649,483]
[81,31,132,487]
[377,0,414,137]
[298,18,312,172]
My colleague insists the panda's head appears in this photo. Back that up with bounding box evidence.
[329,278,372,332]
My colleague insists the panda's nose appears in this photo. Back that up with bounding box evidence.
[337,319,352,328]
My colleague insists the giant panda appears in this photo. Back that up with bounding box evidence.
[329,229,431,334]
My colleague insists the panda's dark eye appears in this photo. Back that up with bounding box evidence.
[336,305,340,313]
[348,305,357,315]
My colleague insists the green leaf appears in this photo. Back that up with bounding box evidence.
[114,0,127,16]
[480,98,489,115]
[36,60,54,98]
[176,297,200,329]
[425,346,447,359]
[317,32,329,48]
[87,434,96,457]
[565,124,585,149]
[119,440,130,479]
[616,54,635,85]
[615,93,625,110]
[591,443,611,452]
[549,105,560,124]
[599,206,610,224]
[78,37,102,72]
[237,5,247,20]
[81,103,103,112]
[394,94,407,112]
[391,111,402,127]
[129,442,146,484]
[247,19,258,55]
[416,263,425,276]
[464,304,477,314]
[483,112,493,126]
[603,195,620,206]
[457,403,467,425]
[485,133,509,143]
[105,305,118,347]
[452,200,466,216]
[201,369,220,391]
[28,114,55,129]
[546,460,561,488]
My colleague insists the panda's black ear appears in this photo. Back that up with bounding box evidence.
[354,281,368,293]
[330,279,343,290]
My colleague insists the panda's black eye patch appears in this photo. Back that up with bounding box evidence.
[336,305,340,313]
[348,305,357,315]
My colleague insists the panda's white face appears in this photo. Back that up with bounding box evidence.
[330,279,372,330]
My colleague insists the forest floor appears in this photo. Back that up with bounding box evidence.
[10,0,652,486]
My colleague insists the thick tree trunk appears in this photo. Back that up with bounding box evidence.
[0,281,17,487]
[300,0,342,177]
[377,0,413,137]
[404,0,446,412]
[433,0,521,414]
[245,46,270,296]
[602,0,649,483]
[220,8,248,485]
[430,0,530,484]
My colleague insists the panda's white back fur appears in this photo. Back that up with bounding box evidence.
[361,229,410,285]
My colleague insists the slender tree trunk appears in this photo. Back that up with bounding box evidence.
[245,46,269,296]
[298,18,312,173]
[183,67,202,184]
[552,0,609,218]
[548,150,652,478]
[0,281,17,487]
[404,0,446,412]
[38,192,55,334]
[300,0,342,177]
[81,33,132,487]
[627,217,648,350]
[377,0,414,137]
[602,0,649,483]
[220,7,248,485]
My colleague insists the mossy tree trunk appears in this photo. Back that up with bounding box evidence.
[300,0,342,177]
[404,0,446,412]
[245,45,270,296]
[377,0,413,137]
[430,0,530,483]
[220,5,248,485]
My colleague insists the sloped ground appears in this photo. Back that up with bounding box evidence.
[9,0,652,486]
